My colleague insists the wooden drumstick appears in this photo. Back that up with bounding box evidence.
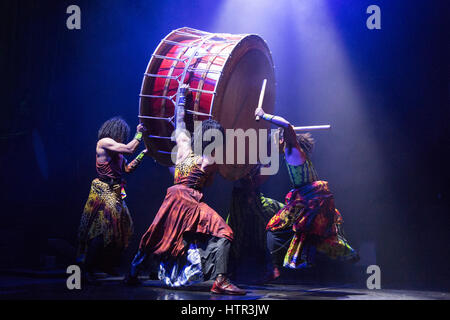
[255,78,267,121]
[293,124,331,132]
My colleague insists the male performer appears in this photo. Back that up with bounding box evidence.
[126,84,246,295]
[227,164,284,280]
[77,117,147,281]
[255,107,359,280]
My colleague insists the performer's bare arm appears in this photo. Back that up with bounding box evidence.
[98,124,146,154]
[255,107,306,165]
[96,124,146,166]
[175,84,193,164]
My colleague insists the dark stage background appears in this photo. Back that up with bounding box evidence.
[0,0,449,290]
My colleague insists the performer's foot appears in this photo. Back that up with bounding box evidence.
[211,275,246,295]
[264,266,281,283]
[123,273,142,286]
[272,266,281,279]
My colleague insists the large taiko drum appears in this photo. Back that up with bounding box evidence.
[139,27,275,180]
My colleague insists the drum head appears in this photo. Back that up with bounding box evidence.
[213,35,275,180]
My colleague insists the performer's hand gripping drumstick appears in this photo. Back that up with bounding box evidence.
[255,97,291,129]
[255,91,331,132]
[254,78,299,129]
[255,79,267,121]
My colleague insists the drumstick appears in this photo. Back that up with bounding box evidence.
[255,79,267,121]
[293,124,331,132]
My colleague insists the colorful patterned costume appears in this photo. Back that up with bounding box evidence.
[266,127,357,268]
[135,152,233,286]
[77,154,133,268]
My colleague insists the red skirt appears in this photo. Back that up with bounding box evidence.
[139,184,233,258]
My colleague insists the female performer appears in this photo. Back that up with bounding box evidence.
[77,117,147,281]
[126,84,246,295]
[255,107,359,280]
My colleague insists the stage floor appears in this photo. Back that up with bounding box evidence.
[0,275,449,300]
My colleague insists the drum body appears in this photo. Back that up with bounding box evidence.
[139,27,275,180]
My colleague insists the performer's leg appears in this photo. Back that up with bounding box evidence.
[267,229,294,268]
[124,250,148,285]
[78,235,104,284]
[266,229,294,279]
[100,242,122,276]
[210,238,246,295]
[213,237,231,276]
[84,235,104,273]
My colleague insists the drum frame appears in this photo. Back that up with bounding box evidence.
[139,28,232,139]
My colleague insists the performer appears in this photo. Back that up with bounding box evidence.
[77,117,147,281]
[255,107,359,280]
[126,84,246,295]
[227,164,284,279]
